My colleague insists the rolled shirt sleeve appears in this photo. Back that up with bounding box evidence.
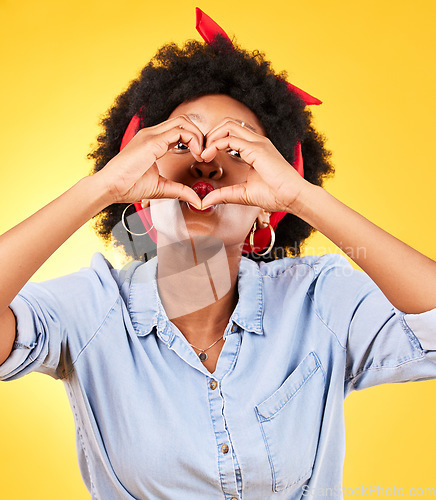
[1,294,47,379]
[309,254,436,395]
[401,307,436,351]
[0,253,122,382]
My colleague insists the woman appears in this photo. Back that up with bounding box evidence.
[1,9,436,499]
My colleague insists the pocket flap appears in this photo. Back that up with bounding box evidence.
[256,352,321,421]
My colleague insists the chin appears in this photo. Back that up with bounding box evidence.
[150,198,254,248]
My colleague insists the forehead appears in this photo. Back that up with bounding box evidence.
[168,94,266,135]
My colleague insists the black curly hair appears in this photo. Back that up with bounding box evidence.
[88,35,333,262]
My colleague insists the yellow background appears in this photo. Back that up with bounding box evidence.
[1,0,435,497]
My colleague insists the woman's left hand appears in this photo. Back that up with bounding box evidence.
[201,124,436,316]
[200,120,309,214]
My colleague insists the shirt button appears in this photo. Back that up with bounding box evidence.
[230,498,238,500]
[231,323,237,332]
[221,444,229,454]
[210,380,218,390]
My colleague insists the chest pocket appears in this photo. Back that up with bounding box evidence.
[254,351,325,493]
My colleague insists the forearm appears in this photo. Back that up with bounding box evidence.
[296,184,436,314]
[0,173,111,316]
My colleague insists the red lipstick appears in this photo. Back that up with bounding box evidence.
[189,182,215,213]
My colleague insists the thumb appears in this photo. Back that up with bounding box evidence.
[158,178,202,209]
[201,183,249,209]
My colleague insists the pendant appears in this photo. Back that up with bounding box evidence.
[198,352,208,362]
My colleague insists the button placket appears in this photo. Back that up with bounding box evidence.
[207,377,239,498]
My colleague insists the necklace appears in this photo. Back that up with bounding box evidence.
[188,335,224,362]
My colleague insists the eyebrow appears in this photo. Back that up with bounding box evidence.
[186,113,257,133]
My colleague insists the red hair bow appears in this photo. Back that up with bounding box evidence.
[195,8,322,106]
[120,8,322,254]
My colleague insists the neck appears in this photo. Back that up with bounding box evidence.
[156,233,242,346]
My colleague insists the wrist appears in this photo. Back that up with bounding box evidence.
[289,182,323,222]
[79,173,115,213]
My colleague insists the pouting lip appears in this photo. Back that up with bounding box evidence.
[188,181,215,213]
[190,181,215,200]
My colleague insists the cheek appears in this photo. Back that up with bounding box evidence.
[155,155,189,179]
[218,204,260,239]
[224,161,251,181]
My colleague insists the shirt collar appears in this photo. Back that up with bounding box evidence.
[231,257,264,335]
[125,255,264,341]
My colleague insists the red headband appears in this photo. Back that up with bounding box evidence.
[120,8,322,253]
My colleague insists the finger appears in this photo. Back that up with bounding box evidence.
[156,178,202,209]
[201,183,250,208]
[166,115,205,160]
[153,114,204,142]
[202,135,289,183]
[124,124,202,163]
[155,128,204,161]
[148,115,205,160]
[201,136,256,167]
[167,134,204,163]
[205,119,258,147]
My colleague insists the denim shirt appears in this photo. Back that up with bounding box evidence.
[1,253,436,500]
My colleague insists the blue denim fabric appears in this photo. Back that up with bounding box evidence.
[1,253,436,499]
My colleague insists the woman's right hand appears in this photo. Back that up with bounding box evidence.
[96,115,204,208]
[0,118,206,359]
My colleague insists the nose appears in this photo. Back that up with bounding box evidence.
[190,160,223,180]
